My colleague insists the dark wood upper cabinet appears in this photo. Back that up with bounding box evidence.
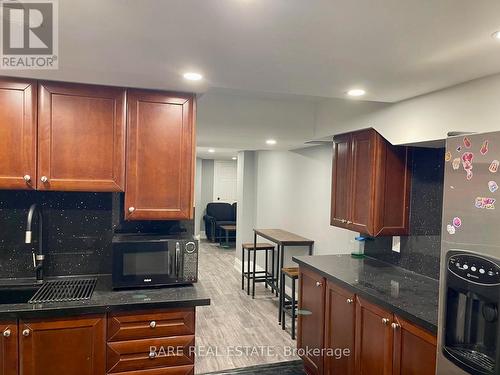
[125,90,195,221]
[38,81,126,192]
[0,321,17,375]
[331,128,411,237]
[324,282,355,375]
[0,78,37,190]
[392,315,437,375]
[355,296,394,375]
[331,133,351,227]
[19,315,106,375]
[297,267,326,375]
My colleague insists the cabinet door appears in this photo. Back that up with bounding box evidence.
[355,297,393,375]
[0,321,17,375]
[392,315,436,375]
[19,315,105,375]
[324,282,355,375]
[349,129,376,235]
[38,81,126,191]
[125,90,195,220]
[297,267,325,375]
[0,78,37,190]
[331,134,351,228]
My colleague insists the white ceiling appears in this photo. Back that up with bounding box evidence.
[4,0,500,102]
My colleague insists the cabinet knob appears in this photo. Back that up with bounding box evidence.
[23,175,31,183]
[391,322,400,330]
[347,221,352,224]
[346,298,354,304]
[3,329,11,337]
[128,207,136,213]
[382,318,390,325]
[149,321,156,328]
[148,351,156,359]
[22,329,30,337]
[315,281,322,287]
[40,176,48,183]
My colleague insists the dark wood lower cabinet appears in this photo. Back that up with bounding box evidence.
[297,268,326,375]
[111,366,194,375]
[392,315,437,375]
[297,268,437,375]
[354,297,393,375]
[0,321,18,375]
[324,282,355,375]
[19,315,106,375]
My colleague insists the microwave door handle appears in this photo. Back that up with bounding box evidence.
[175,242,181,279]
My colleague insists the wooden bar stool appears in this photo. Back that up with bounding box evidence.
[280,267,299,340]
[241,242,276,297]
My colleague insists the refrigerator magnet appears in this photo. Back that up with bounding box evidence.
[466,170,473,181]
[480,140,489,155]
[475,197,496,210]
[463,136,472,148]
[445,151,452,162]
[489,160,499,173]
[488,181,498,193]
[447,224,456,235]
[452,158,461,170]
[456,146,462,152]
[452,217,462,228]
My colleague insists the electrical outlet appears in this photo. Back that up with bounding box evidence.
[392,236,401,253]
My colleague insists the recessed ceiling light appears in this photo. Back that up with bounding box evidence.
[208,148,215,153]
[266,139,277,145]
[347,89,366,97]
[492,31,500,40]
[232,157,237,160]
[183,72,203,81]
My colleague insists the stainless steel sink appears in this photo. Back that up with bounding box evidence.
[0,285,41,304]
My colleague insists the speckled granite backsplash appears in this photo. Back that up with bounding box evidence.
[364,147,445,279]
[0,192,193,279]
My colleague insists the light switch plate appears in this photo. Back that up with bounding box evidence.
[392,236,401,253]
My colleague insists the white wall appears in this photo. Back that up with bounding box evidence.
[314,73,500,145]
[252,145,355,268]
[236,151,257,257]
[195,159,215,236]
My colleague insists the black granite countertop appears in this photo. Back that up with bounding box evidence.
[292,254,439,334]
[0,275,210,319]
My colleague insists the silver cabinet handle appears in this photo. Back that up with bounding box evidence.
[23,175,31,183]
[40,176,48,183]
[128,207,135,213]
[3,329,11,337]
[315,281,322,287]
[148,351,156,359]
[391,322,400,330]
[149,321,156,328]
[382,318,390,325]
[346,298,354,304]
[22,329,30,337]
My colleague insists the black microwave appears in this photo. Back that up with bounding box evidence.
[112,234,198,289]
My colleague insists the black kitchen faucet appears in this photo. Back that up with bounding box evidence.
[25,204,45,283]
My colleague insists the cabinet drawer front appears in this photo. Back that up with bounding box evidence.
[107,335,195,373]
[108,308,195,341]
[109,365,194,375]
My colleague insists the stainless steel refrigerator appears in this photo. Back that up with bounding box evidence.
[437,131,500,375]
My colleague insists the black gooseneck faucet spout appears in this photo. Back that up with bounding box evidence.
[25,203,44,283]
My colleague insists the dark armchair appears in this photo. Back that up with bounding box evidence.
[203,202,237,242]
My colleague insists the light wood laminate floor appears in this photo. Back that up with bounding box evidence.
[195,240,298,374]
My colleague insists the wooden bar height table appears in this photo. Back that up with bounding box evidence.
[253,229,314,312]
